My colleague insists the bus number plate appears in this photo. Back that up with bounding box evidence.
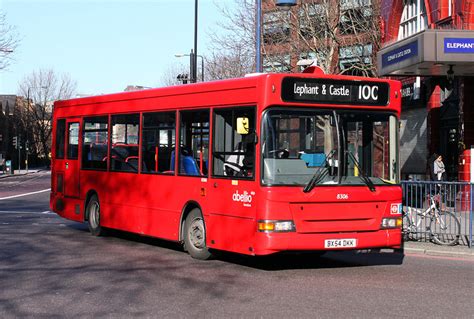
[324,239,357,249]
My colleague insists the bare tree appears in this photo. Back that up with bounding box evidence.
[206,0,256,80]
[17,69,77,164]
[205,47,255,81]
[283,0,382,76]
[159,63,191,87]
[0,11,20,71]
[204,0,380,79]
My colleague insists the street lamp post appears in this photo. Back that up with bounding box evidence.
[256,0,297,72]
[175,52,204,82]
[193,0,198,83]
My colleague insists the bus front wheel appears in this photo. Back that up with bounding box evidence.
[86,194,105,236]
[184,208,212,260]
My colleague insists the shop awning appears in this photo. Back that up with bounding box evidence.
[377,30,474,77]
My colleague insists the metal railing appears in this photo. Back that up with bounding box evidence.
[402,181,473,248]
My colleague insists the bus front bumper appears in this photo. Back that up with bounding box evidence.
[253,229,401,255]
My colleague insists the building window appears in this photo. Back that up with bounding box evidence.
[142,111,176,174]
[263,54,291,73]
[339,43,373,76]
[110,114,140,173]
[398,0,427,40]
[263,10,290,44]
[339,0,373,35]
[298,3,327,39]
[82,116,108,170]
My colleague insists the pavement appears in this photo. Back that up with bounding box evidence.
[0,168,43,178]
[403,240,474,259]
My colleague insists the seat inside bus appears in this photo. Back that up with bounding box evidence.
[111,144,139,172]
[84,143,108,161]
[170,147,201,176]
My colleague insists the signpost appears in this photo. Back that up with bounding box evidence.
[381,40,418,68]
[444,38,474,54]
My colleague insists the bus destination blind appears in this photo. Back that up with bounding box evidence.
[281,77,390,106]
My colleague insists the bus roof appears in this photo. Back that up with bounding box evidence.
[54,72,401,115]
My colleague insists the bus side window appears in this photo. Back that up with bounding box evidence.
[55,119,66,159]
[179,110,209,176]
[67,122,80,159]
[110,114,140,173]
[212,107,255,179]
[142,111,176,174]
[82,116,108,170]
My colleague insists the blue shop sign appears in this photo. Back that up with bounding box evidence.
[382,40,418,68]
[444,38,474,53]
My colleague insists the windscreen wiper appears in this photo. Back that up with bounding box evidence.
[345,151,376,192]
[303,149,336,193]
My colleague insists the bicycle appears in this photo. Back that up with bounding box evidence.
[403,193,461,245]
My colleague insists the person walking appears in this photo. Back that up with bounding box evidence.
[433,154,446,181]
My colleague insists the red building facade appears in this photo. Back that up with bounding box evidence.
[378,0,474,180]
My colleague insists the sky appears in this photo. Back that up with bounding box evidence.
[1,0,235,96]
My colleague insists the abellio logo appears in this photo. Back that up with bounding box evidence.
[232,190,255,207]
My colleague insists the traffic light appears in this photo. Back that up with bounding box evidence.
[12,136,17,149]
[177,74,189,84]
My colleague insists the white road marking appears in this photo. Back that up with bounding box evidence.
[0,210,55,215]
[0,188,51,201]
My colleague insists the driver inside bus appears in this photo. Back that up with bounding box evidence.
[224,134,255,177]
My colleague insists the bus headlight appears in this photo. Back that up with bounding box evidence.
[381,217,403,229]
[258,220,296,232]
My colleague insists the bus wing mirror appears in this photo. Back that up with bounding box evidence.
[237,117,250,135]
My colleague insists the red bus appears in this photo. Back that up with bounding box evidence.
[50,69,403,259]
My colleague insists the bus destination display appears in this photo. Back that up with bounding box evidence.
[282,77,390,106]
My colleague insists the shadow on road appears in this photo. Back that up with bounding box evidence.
[212,249,405,271]
[68,223,405,271]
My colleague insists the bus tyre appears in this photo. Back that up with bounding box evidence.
[184,208,212,260]
[87,194,105,236]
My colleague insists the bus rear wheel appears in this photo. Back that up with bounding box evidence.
[86,194,105,236]
[184,208,212,260]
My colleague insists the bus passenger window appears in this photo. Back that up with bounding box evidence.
[179,110,209,176]
[212,107,255,178]
[142,112,176,174]
[55,119,66,159]
[111,114,140,173]
[82,116,108,170]
[67,122,80,159]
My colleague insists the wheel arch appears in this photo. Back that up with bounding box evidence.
[179,201,204,242]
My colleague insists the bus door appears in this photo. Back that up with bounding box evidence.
[207,107,258,253]
[64,118,81,198]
